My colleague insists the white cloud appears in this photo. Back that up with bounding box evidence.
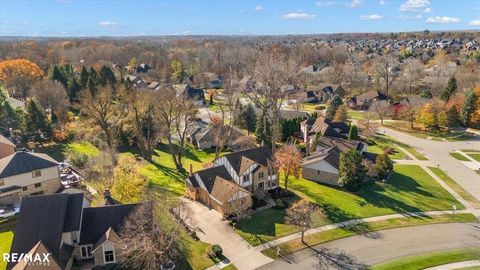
[255,6,263,11]
[98,21,118,27]
[398,14,422,20]
[468,19,480,26]
[359,14,383,20]
[280,12,316,20]
[346,0,363,8]
[182,30,191,34]
[399,0,430,12]
[423,7,432,13]
[1,20,30,25]
[379,0,386,5]
[426,16,460,24]
[316,1,337,6]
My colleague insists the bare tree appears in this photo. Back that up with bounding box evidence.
[153,86,197,171]
[369,100,391,125]
[374,52,399,94]
[244,53,301,151]
[315,247,367,270]
[357,112,379,139]
[232,135,257,150]
[399,99,424,129]
[120,203,179,270]
[402,58,424,95]
[78,85,127,151]
[30,79,69,127]
[285,198,324,243]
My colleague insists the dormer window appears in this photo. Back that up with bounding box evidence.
[81,245,92,258]
[32,170,42,178]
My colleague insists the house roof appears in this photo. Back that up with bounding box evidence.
[356,91,389,101]
[194,165,232,193]
[303,146,341,170]
[210,177,250,205]
[11,241,63,270]
[92,227,123,251]
[304,116,349,137]
[9,194,71,270]
[0,151,58,178]
[0,134,14,147]
[317,136,364,153]
[79,203,139,245]
[223,146,272,175]
[194,126,245,146]
[63,193,84,232]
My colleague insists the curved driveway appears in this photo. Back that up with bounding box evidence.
[258,223,480,270]
[379,127,480,200]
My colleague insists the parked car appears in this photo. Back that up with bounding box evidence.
[0,205,20,219]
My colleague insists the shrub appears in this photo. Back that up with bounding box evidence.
[211,244,223,257]
[275,199,285,209]
[314,105,326,110]
[66,151,89,168]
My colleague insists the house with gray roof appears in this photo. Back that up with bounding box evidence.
[8,192,141,270]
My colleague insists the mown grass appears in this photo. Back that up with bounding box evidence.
[262,213,477,259]
[367,135,407,160]
[372,248,480,270]
[428,167,480,209]
[450,152,471,161]
[467,153,480,162]
[0,225,14,270]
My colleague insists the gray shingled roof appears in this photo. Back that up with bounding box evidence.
[195,165,232,192]
[224,146,271,175]
[0,151,58,178]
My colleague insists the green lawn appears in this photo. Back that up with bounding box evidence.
[428,167,480,209]
[177,229,216,270]
[35,141,100,161]
[287,165,463,222]
[467,153,480,162]
[450,152,471,161]
[367,136,406,160]
[262,213,477,259]
[372,248,480,270]
[0,225,14,270]
[348,110,378,120]
[380,135,428,160]
[383,122,472,142]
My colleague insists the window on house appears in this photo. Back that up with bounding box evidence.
[258,182,264,189]
[34,183,42,188]
[22,186,28,191]
[243,174,250,184]
[32,170,42,178]
[104,250,115,263]
[258,172,264,179]
[81,245,92,258]
[317,170,321,174]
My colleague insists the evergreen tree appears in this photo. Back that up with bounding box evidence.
[67,78,81,102]
[49,65,68,89]
[0,90,23,133]
[255,113,271,147]
[461,90,477,127]
[25,99,51,142]
[87,76,97,95]
[241,104,257,134]
[440,76,457,102]
[375,152,393,179]
[333,104,348,122]
[348,125,359,140]
[99,65,117,86]
[89,67,98,83]
[420,90,432,99]
[80,66,89,89]
[338,149,366,191]
[325,95,343,120]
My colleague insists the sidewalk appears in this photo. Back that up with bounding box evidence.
[255,209,470,251]
[423,260,480,270]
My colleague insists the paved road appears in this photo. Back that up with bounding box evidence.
[379,127,480,200]
[258,223,480,270]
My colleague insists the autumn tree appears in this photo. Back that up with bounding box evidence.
[274,145,302,191]
[232,135,257,150]
[374,52,399,94]
[357,112,379,139]
[31,80,69,127]
[127,57,138,73]
[333,104,348,122]
[325,95,343,120]
[399,99,424,129]
[469,86,480,128]
[285,199,323,243]
[244,53,301,151]
[369,100,391,125]
[338,149,367,191]
[78,85,127,151]
[0,59,44,98]
[120,203,179,270]
[111,155,148,203]
[415,101,448,130]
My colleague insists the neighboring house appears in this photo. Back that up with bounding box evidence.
[279,110,309,121]
[240,75,255,92]
[197,72,223,89]
[300,115,350,143]
[307,84,346,103]
[392,96,431,116]
[190,125,245,150]
[347,91,389,110]
[173,84,206,106]
[125,75,145,88]
[0,151,61,205]
[146,81,161,91]
[302,137,366,186]
[136,63,151,73]
[0,134,15,159]
[8,193,140,270]
[185,146,278,216]
[293,91,317,103]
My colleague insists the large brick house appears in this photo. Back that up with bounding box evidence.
[185,146,278,216]
[8,192,140,270]
[0,151,61,205]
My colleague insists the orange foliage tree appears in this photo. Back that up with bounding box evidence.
[0,59,44,98]
[470,86,480,127]
[274,145,302,191]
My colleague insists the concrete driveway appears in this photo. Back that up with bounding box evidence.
[379,127,480,200]
[258,223,480,270]
[182,199,272,270]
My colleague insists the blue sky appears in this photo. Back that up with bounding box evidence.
[1,0,479,36]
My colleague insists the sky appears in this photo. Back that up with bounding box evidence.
[0,0,479,36]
